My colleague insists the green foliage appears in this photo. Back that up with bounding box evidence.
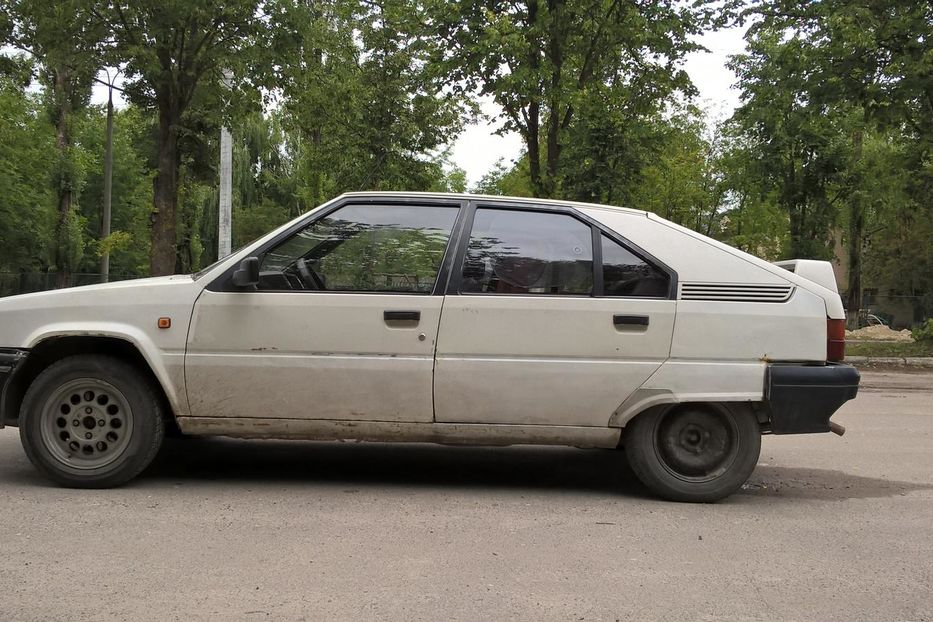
[51,207,87,273]
[99,0,278,275]
[430,166,468,194]
[74,105,155,275]
[740,0,933,320]
[317,228,450,293]
[95,230,133,257]
[626,112,723,234]
[2,0,104,278]
[726,28,848,259]
[912,320,933,344]
[0,0,928,319]
[429,0,715,197]
[0,72,55,273]
[472,158,532,197]
[280,0,468,207]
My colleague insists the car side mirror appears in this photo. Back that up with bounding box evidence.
[232,257,260,288]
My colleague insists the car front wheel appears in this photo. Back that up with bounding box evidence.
[19,354,165,488]
[623,403,761,502]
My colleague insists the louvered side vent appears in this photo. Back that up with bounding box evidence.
[680,282,795,303]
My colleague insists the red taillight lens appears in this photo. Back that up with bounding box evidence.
[827,319,846,362]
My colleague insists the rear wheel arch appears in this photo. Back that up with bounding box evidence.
[621,401,765,502]
[2,336,177,430]
[614,396,770,432]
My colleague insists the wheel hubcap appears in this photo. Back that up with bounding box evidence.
[655,407,739,482]
[40,379,134,470]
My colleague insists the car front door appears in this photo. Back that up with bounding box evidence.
[185,200,462,423]
[434,204,677,427]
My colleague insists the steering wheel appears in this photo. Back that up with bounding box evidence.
[296,258,325,290]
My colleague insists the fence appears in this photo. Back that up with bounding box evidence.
[0,272,141,298]
[859,291,931,329]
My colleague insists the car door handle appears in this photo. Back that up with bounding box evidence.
[384,310,421,322]
[613,314,649,327]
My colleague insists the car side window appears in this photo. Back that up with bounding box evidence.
[460,208,593,295]
[600,234,670,297]
[258,205,458,293]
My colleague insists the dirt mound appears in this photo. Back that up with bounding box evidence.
[846,325,914,342]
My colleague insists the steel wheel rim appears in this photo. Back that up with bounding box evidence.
[653,406,740,483]
[39,378,134,470]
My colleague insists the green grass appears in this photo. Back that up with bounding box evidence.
[846,340,933,357]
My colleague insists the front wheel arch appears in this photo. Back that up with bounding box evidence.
[2,336,176,432]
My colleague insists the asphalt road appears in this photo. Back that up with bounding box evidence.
[0,370,931,621]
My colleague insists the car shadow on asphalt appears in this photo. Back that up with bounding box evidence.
[135,436,933,502]
[741,465,933,501]
[147,437,648,497]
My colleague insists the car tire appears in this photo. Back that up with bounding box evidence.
[623,403,761,502]
[19,354,165,488]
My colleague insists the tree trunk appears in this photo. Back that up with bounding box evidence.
[526,100,542,195]
[845,127,865,329]
[543,0,564,198]
[150,98,181,276]
[525,0,544,197]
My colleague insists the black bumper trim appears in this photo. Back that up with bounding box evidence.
[766,363,860,434]
[0,348,30,428]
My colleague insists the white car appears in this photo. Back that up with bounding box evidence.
[0,193,859,501]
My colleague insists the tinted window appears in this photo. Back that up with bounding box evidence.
[601,234,670,297]
[259,205,458,293]
[461,209,593,295]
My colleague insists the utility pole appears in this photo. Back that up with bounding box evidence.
[100,69,120,283]
[218,127,232,259]
[218,70,234,259]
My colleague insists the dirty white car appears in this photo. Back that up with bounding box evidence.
[0,193,859,501]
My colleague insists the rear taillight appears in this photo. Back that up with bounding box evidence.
[827,319,846,362]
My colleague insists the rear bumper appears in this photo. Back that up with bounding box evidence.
[766,363,860,434]
[0,348,29,429]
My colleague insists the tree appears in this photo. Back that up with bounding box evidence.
[727,27,849,260]
[281,0,467,207]
[0,65,56,276]
[2,0,103,284]
[99,0,273,275]
[627,111,724,235]
[745,0,933,323]
[74,104,157,276]
[429,0,715,197]
[472,157,532,196]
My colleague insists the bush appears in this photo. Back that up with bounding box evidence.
[912,319,933,343]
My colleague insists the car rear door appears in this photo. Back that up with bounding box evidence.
[434,202,676,427]
[185,199,463,423]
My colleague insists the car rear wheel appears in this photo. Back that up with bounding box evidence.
[19,354,165,488]
[623,403,761,502]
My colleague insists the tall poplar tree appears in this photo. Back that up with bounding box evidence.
[2,0,103,284]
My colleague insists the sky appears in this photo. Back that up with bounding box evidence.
[86,24,750,188]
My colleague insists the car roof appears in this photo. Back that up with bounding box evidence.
[339,191,649,217]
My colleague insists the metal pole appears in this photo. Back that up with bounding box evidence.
[218,70,234,260]
[218,127,232,259]
[100,79,114,282]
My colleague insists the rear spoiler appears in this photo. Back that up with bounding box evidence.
[772,259,839,294]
